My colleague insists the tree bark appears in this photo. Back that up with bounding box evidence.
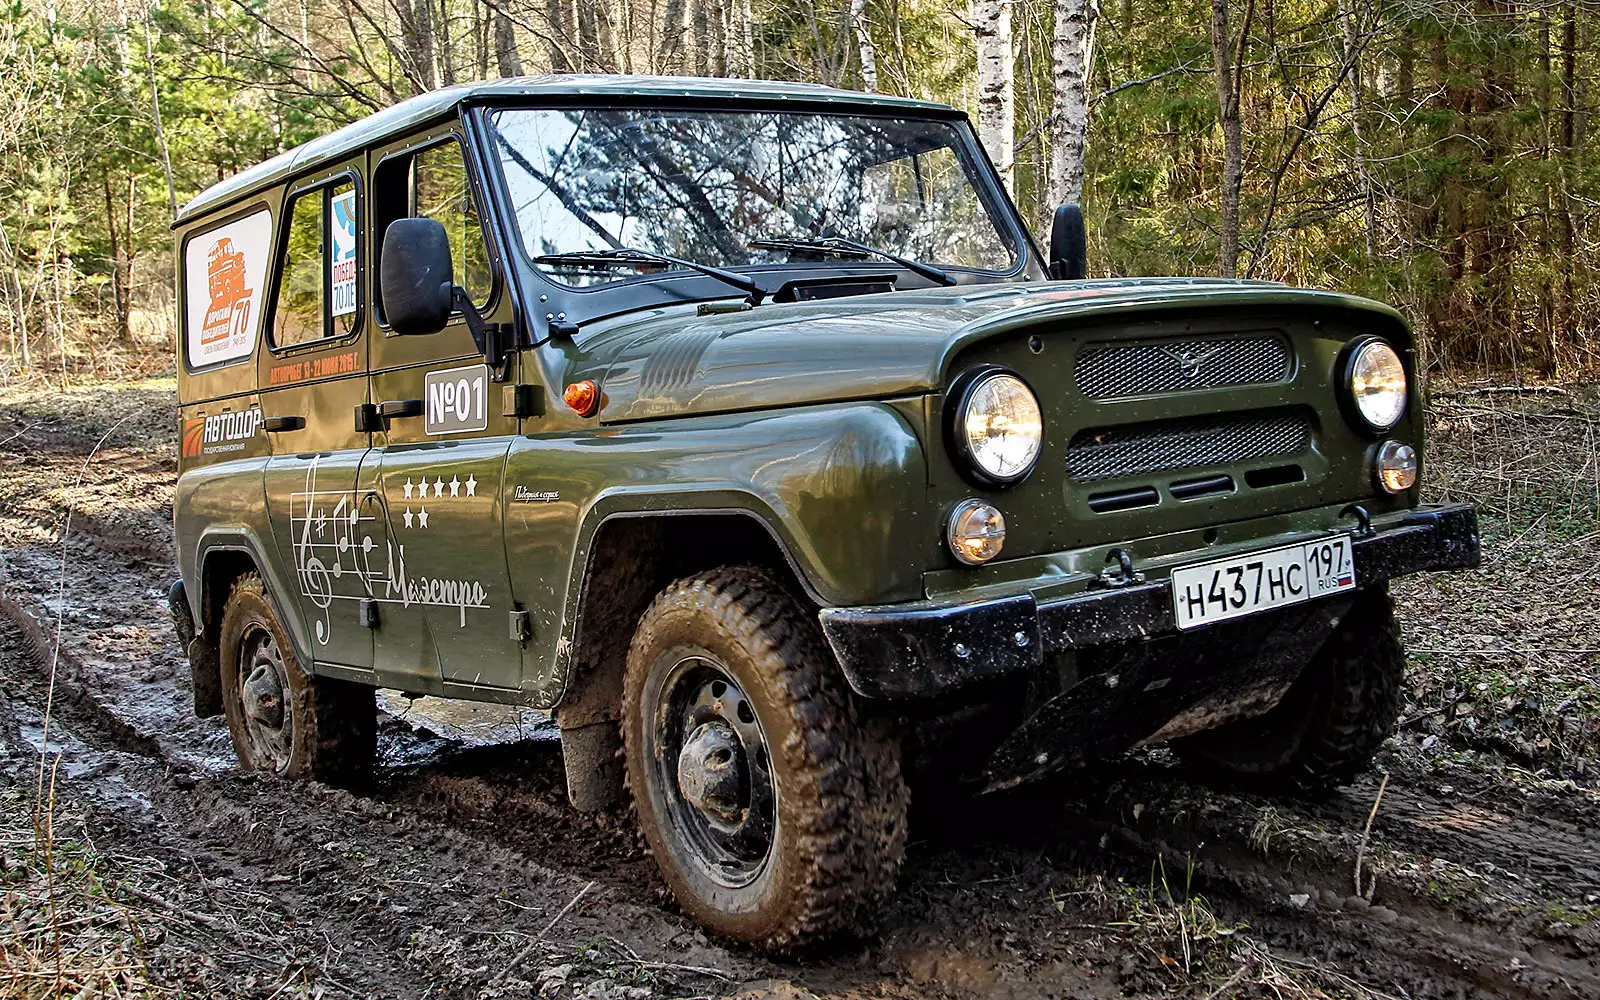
[411,0,440,89]
[544,0,573,71]
[1047,0,1097,206]
[101,170,130,343]
[657,0,688,72]
[494,6,523,75]
[1207,0,1244,277]
[851,0,879,92]
[972,0,1015,187]
[1339,0,1376,261]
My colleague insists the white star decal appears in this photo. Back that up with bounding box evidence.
[402,507,413,528]
[449,476,461,497]
[464,475,477,497]
[417,506,430,528]
[402,478,414,499]
[433,476,445,498]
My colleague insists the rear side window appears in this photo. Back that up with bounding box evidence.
[272,180,359,349]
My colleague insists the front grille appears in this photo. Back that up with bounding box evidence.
[1067,411,1312,483]
[1074,334,1291,399]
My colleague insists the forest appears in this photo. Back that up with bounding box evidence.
[0,0,1596,378]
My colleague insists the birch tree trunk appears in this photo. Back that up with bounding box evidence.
[972,0,1015,187]
[1207,0,1243,277]
[1046,0,1096,206]
[851,0,879,92]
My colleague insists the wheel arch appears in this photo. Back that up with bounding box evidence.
[552,506,821,731]
[184,530,309,713]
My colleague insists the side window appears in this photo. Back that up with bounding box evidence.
[272,180,358,349]
[413,143,492,308]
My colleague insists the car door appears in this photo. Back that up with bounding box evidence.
[257,166,377,672]
[367,128,524,693]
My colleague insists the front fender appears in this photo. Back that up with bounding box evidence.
[503,401,933,703]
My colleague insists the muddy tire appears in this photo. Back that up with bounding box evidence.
[1175,586,1404,794]
[621,566,907,950]
[218,573,375,786]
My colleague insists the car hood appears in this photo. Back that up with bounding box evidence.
[575,278,1405,423]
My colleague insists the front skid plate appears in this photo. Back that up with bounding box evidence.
[982,596,1353,791]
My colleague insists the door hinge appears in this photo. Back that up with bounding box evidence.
[509,609,532,643]
[354,402,382,433]
[501,384,546,419]
[359,598,380,628]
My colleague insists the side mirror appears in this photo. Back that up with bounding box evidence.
[1049,204,1087,280]
[381,217,455,335]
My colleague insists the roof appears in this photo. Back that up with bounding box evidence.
[175,75,961,225]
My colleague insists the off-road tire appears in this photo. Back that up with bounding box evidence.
[218,573,375,786]
[1175,586,1404,794]
[622,565,908,950]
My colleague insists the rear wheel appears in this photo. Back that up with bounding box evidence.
[1175,586,1404,794]
[218,573,375,786]
[622,566,907,949]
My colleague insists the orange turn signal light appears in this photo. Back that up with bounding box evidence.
[564,379,601,417]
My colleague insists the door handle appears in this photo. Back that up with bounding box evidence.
[376,399,423,419]
[262,415,305,432]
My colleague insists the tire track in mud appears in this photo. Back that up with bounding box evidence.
[9,440,1600,998]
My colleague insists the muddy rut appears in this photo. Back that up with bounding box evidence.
[3,380,1598,999]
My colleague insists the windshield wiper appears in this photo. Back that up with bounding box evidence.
[534,248,767,305]
[747,236,957,287]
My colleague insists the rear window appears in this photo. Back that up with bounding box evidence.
[183,208,272,369]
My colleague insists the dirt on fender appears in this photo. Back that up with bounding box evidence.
[2,376,1599,999]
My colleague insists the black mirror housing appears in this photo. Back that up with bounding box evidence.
[1049,204,1087,280]
[381,217,455,334]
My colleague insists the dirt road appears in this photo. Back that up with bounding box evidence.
[3,378,1598,999]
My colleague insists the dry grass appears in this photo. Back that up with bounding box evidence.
[0,785,178,999]
[1395,383,1600,778]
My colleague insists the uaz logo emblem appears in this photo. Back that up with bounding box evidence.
[1160,343,1222,379]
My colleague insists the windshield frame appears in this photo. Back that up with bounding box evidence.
[464,97,1043,334]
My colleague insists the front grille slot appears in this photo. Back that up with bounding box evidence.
[1075,334,1291,399]
[1067,411,1313,484]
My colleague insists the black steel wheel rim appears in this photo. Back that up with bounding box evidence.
[649,652,776,889]
[237,623,291,772]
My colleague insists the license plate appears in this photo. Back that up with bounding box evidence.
[1171,535,1356,630]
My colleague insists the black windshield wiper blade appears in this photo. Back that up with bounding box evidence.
[534,248,767,304]
[747,237,957,287]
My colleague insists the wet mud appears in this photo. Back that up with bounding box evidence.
[3,378,1599,998]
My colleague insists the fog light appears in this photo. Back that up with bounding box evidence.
[1375,440,1418,493]
[947,499,1006,565]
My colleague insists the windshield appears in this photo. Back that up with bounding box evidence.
[487,108,1017,287]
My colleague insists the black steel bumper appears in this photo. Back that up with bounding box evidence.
[820,503,1479,700]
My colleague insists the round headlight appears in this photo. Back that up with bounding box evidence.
[947,499,1006,565]
[954,370,1043,485]
[1347,339,1408,431]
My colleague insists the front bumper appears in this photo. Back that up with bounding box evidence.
[820,503,1479,700]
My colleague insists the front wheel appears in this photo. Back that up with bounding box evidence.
[622,566,907,949]
[1175,585,1405,794]
[218,573,375,786]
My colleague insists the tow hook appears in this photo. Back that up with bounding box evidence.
[1342,503,1375,539]
[1099,547,1145,588]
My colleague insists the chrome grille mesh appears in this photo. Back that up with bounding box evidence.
[1067,411,1312,483]
[1075,335,1291,399]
